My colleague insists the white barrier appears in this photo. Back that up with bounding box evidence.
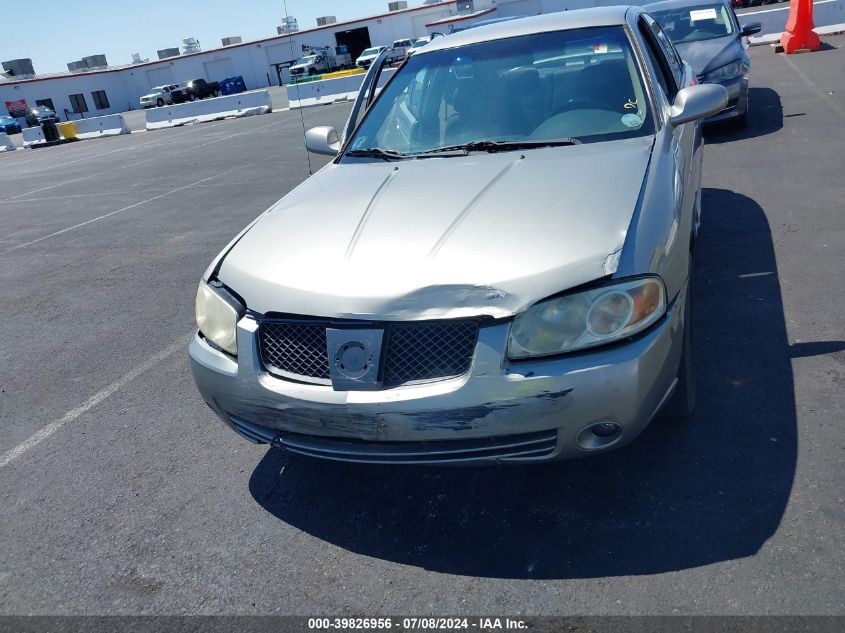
[287,69,396,109]
[71,113,130,139]
[22,127,45,148]
[0,132,14,152]
[145,90,274,130]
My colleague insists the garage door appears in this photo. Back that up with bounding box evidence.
[145,66,176,87]
[204,58,236,81]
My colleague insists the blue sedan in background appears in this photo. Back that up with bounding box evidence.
[0,115,22,135]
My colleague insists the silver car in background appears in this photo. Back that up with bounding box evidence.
[190,7,727,464]
[647,0,761,125]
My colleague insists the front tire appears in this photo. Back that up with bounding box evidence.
[663,259,696,419]
[156,98,164,107]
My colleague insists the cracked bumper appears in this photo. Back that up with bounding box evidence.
[189,298,684,464]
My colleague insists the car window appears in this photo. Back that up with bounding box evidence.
[651,3,735,43]
[347,26,655,155]
[638,18,678,101]
[645,14,685,89]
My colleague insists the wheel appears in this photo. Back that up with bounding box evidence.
[663,256,696,418]
[188,93,196,102]
[211,89,218,97]
[156,98,164,107]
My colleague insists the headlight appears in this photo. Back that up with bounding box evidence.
[195,282,245,355]
[703,60,743,83]
[507,277,667,359]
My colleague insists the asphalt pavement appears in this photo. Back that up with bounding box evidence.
[0,37,843,615]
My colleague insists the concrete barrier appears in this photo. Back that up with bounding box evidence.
[287,68,396,109]
[22,127,45,148]
[0,132,14,152]
[145,89,274,130]
[70,113,130,139]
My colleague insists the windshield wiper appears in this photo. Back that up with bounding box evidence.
[420,138,581,155]
[344,147,411,161]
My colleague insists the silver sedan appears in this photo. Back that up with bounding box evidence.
[190,6,727,464]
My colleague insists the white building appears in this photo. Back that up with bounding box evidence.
[0,0,598,120]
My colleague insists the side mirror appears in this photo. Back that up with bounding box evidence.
[305,126,340,156]
[741,22,762,37]
[669,84,728,127]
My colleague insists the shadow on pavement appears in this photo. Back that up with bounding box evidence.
[250,188,796,579]
[705,86,783,143]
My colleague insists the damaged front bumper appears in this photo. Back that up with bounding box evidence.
[189,297,684,465]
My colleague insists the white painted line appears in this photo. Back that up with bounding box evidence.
[741,0,835,14]
[0,163,251,254]
[0,336,188,470]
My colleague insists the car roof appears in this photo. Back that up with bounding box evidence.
[422,6,635,54]
[645,0,728,11]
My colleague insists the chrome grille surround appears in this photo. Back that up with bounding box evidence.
[257,318,479,388]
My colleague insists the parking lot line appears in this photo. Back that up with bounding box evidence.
[0,336,189,470]
[0,163,252,254]
[781,54,845,118]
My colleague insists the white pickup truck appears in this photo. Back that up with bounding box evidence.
[139,85,178,108]
[388,38,415,62]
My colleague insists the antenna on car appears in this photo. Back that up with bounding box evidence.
[284,0,314,175]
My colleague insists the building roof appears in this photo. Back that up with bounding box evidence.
[0,0,458,87]
[422,6,634,54]
[424,7,497,28]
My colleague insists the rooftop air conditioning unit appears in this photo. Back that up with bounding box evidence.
[316,16,337,26]
[389,1,409,10]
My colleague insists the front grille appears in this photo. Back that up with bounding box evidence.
[258,319,479,387]
[260,322,330,380]
[382,321,478,386]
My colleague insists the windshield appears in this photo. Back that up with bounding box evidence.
[347,26,654,157]
[296,55,317,65]
[360,48,381,56]
[412,40,429,48]
[651,4,735,42]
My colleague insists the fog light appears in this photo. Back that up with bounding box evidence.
[592,422,621,438]
[576,421,623,451]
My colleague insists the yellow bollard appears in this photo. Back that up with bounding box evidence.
[57,121,77,139]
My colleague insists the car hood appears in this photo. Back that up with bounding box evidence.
[218,137,654,320]
[674,35,742,75]
[141,93,158,99]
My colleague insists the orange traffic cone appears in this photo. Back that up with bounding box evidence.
[780,0,821,53]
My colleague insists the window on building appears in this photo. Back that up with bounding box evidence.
[35,98,55,111]
[69,93,88,114]
[91,90,110,110]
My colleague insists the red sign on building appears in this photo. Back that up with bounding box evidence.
[4,99,28,117]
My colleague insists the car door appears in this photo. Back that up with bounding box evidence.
[639,14,701,246]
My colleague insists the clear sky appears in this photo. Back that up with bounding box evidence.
[3,0,420,75]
